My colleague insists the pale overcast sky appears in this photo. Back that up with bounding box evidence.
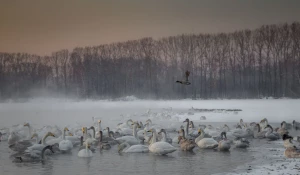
[1,0,300,55]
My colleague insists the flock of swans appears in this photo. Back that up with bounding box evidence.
[1,116,300,163]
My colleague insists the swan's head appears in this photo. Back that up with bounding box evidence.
[183,118,189,123]
[24,122,30,127]
[98,120,101,124]
[282,134,293,141]
[240,119,244,123]
[198,129,202,135]
[46,132,55,137]
[31,133,38,139]
[64,127,69,132]
[82,127,87,134]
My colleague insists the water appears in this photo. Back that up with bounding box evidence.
[0,99,299,175]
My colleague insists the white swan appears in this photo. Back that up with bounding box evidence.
[264,125,280,141]
[77,144,93,158]
[196,129,218,149]
[59,127,73,152]
[115,123,141,146]
[25,132,55,152]
[95,120,102,139]
[25,132,56,157]
[234,138,250,148]
[117,119,133,129]
[147,129,177,155]
[118,142,149,153]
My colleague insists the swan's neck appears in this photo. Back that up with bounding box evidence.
[84,128,88,140]
[133,125,137,138]
[162,131,167,142]
[99,132,102,142]
[42,135,49,145]
[27,125,32,139]
[107,128,110,137]
[185,121,189,136]
[33,136,39,144]
[63,130,66,140]
[41,147,49,160]
[151,131,157,144]
[282,123,286,129]
[182,130,186,139]
[91,128,95,139]
[124,142,130,152]
[85,143,89,151]
[191,122,194,128]
[98,122,102,132]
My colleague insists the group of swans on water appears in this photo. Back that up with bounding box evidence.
[1,117,300,162]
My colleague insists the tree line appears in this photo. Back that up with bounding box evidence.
[0,22,300,100]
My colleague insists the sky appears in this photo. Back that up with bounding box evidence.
[0,0,300,55]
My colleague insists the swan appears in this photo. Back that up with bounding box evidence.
[277,121,289,136]
[8,132,33,152]
[95,120,102,139]
[196,129,218,149]
[218,132,231,151]
[115,123,141,145]
[86,126,98,146]
[102,127,117,145]
[98,131,111,150]
[147,129,177,155]
[232,127,254,139]
[188,121,200,137]
[146,119,162,132]
[284,146,300,158]
[23,122,33,140]
[177,129,195,151]
[195,129,212,143]
[157,129,172,144]
[183,118,198,139]
[59,127,73,152]
[117,119,133,129]
[264,125,280,141]
[13,145,54,163]
[25,132,55,153]
[282,134,300,149]
[293,120,300,130]
[234,138,250,148]
[118,142,149,153]
[78,144,93,158]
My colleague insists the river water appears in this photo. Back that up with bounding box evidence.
[0,99,299,175]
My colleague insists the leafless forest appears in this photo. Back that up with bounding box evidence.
[1,22,300,100]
